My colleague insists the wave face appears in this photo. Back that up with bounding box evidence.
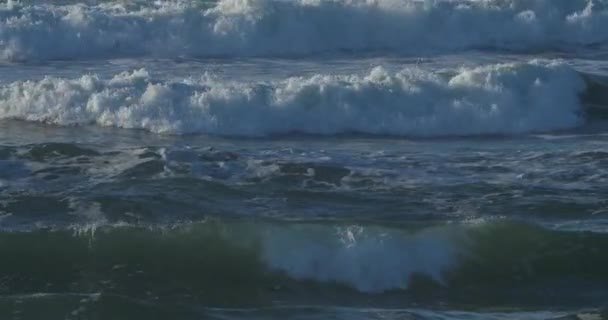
[0,222,462,296]
[2,221,608,307]
[0,61,588,136]
[1,0,608,61]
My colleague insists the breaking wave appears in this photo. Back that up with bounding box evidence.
[2,220,608,305]
[0,60,598,137]
[1,0,608,61]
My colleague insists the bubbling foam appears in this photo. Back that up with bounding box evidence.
[0,60,586,137]
[1,0,607,61]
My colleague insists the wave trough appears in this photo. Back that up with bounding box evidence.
[1,0,608,61]
[0,61,588,137]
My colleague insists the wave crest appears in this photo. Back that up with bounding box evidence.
[2,220,608,299]
[1,0,608,61]
[0,61,587,136]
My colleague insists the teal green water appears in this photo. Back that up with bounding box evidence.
[1,120,608,319]
[2,1,608,318]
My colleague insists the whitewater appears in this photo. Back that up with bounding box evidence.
[1,0,608,61]
[0,61,590,136]
[1,0,608,320]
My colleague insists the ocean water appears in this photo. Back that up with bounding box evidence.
[1,0,608,319]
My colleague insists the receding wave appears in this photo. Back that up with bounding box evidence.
[1,220,608,307]
[1,0,608,61]
[1,60,601,137]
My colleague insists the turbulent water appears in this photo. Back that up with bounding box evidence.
[1,0,608,319]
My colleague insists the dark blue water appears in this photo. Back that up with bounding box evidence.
[1,1,608,319]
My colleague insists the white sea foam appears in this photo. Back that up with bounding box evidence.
[0,60,586,136]
[259,224,465,292]
[1,0,607,61]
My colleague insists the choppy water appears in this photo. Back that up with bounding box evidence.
[1,0,608,319]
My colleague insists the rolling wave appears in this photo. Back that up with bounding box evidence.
[0,60,595,137]
[1,0,607,61]
[1,220,608,306]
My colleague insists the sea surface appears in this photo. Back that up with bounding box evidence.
[1,0,608,319]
